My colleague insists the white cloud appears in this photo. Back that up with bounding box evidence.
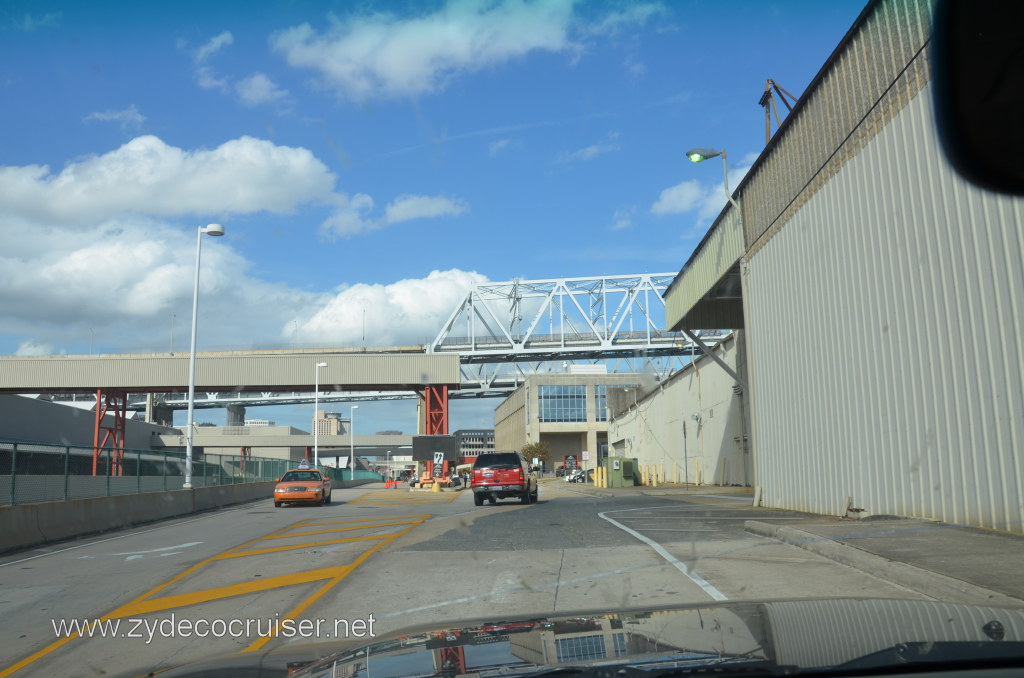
[196,31,234,63]
[650,158,755,223]
[0,136,477,355]
[0,134,468,245]
[320,193,376,237]
[273,0,635,101]
[488,138,515,156]
[610,207,634,231]
[384,194,467,225]
[295,269,489,346]
[650,179,704,215]
[197,66,229,91]
[583,3,666,36]
[236,73,290,106]
[321,193,469,238]
[556,132,620,164]
[0,135,337,226]
[15,340,55,356]
[83,104,146,131]
[12,12,61,32]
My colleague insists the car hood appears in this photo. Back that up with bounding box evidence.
[140,598,1024,678]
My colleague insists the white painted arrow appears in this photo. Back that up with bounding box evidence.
[112,542,203,561]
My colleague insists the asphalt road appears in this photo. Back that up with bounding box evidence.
[0,480,925,677]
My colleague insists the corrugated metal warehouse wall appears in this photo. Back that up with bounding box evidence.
[745,11,1024,531]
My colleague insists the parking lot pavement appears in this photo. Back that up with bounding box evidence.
[543,480,1024,606]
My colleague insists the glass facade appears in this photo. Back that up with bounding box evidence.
[555,635,605,663]
[553,634,627,662]
[538,385,587,422]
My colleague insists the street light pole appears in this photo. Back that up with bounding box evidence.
[685,148,740,211]
[349,405,359,481]
[313,362,327,469]
[184,223,225,489]
[386,450,391,482]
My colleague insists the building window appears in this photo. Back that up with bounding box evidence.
[555,635,607,663]
[613,632,627,657]
[538,385,587,423]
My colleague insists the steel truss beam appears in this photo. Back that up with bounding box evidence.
[429,273,684,359]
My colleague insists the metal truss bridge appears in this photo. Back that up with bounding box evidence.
[46,273,724,411]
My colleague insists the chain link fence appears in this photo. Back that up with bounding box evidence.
[0,439,381,506]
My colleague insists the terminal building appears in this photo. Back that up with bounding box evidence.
[494,371,651,468]
[602,0,1024,533]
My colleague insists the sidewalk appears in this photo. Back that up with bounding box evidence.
[549,480,1024,606]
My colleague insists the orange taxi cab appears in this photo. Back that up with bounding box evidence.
[273,469,332,507]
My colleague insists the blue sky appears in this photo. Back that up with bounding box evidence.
[0,0,865,433]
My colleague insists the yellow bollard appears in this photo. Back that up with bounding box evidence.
[431,479,441,493]
[652,467,658,488]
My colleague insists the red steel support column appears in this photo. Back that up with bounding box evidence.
[93,389,127,476]
[424,385,449,435]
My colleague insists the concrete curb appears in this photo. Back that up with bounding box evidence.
[0,482,276,555]
[745,520,1024,607]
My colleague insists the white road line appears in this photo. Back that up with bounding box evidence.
[613,516,808,521]
[629,528,719,532]
[598,509,728,601]
[0,504,252,568]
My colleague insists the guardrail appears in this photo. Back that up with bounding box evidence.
[0,439,380,506]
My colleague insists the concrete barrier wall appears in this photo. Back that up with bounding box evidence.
[0,478,377,555]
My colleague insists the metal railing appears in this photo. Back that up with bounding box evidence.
[0,439,379,506]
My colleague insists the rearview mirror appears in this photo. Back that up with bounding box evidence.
[932,0,1024,195]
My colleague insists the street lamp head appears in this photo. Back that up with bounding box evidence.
[202,223,225,236]
[685,148,724,163]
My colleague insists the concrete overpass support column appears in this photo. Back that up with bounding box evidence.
[227,404,246,427]
[586,430,598,470]
[144,393,174,427]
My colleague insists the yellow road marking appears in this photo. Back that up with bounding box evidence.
[299,518,428,528]
[350,491,460,504]
[110,564,358,617]
[260,522,414,539]
[220,533,405,559]
[242,519,421,652]
[1,514,429,677]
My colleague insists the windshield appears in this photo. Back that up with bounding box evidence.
[281,472,321,483]
[474,454,523,469]
[2,1,1023,678]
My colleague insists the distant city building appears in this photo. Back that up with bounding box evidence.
[494,375,646,466]
[453,429,494,458]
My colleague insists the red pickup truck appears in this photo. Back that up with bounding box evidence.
[471,452,538,506]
